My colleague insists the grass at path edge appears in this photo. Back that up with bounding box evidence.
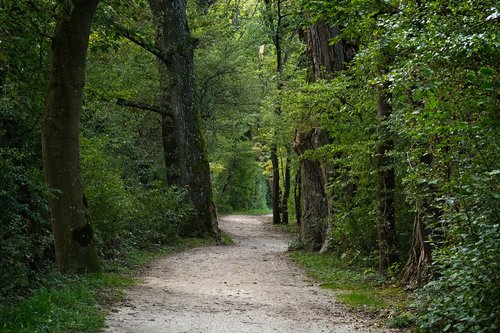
[291,251,415,329]
[0,237,217,333]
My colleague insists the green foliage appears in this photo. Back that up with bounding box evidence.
[80,136,190,259]
[81,137,135,254]
[289,0,499,330]
[192,0,270,213]
[282,75,384,258]
[0,150,52,301]
[0,0,54,302]
[413,173,500,333]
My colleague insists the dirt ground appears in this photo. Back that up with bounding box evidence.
[104,215,402,333]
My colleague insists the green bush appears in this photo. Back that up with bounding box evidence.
[81,137,189,260]
[0,149,52,301]
[81,137,136,257]
[126,183,188,249]
[414,173,500,333]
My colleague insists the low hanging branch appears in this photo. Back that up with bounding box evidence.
[116,98,174,119]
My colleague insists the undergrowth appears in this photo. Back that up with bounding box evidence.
[0,237,215,333]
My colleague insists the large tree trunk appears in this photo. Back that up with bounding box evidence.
[149,0,220,241]
[156,36,179,185]
[304,24,354,78]
[161,115,179,185]
[376,85,399,274]
[294,129,330,251]
[42,0,101,274]
[294,22,354,251]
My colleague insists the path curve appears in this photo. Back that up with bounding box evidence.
[105,215,398,333]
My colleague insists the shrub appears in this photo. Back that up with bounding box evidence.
[414,172,500,333]
[0,149,52,301]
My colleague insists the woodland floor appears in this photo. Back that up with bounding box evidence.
[104,215,404,333]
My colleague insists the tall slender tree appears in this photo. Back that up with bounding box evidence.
[42,0,101,274]
[263,0,291,225]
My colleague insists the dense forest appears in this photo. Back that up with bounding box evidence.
[1,0,498,332]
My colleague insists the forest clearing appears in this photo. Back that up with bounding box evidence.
[1,0,498,332]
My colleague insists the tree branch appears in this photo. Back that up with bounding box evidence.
[116,98,174,118]
[121,31,170,64]
[112,23,171,64]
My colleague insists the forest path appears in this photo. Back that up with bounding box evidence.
[104,215,395,333]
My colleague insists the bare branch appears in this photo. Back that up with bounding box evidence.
[116,98,174,118]
[120,32,170,64]
[111,23,171,64]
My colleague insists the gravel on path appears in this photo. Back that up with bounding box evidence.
[104,214,402,333]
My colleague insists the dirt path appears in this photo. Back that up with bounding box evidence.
[104,215,398,333]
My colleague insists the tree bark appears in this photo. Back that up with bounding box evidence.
[401,204,432,287]
[294,168,302,226]
[376,84,399,274]
[281,148,291,225]
[42,0,101,274]
[161,115,179,185]
[294,21,354,251]
[271,144,281,224]
[149,0,220,241]
[294,129,330,250]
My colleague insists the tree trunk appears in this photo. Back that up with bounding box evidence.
[42,0,101,274]
[271,144,281,224]
[294,168,302,226]
[303,23,354,79]
[155,32,179,185]
[161,115,179,185]
[149,0,220,241]
[294,129,330,250]
[281,148,291,225]
[401,204,432,287]
[376,85,399,274]
[294,21,354,251]
[401,150,439,287]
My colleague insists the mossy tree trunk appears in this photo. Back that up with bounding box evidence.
[42,0,101,274]
[149,0,220,241]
